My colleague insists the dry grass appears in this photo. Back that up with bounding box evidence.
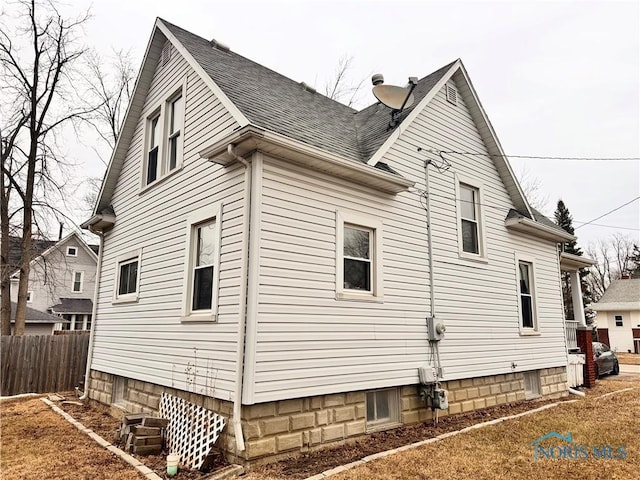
[330,381,639,480]
[617,352,640,365]
[0,397,142,480]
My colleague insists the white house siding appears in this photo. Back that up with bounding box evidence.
[10,235,97,313]
[91,41,243,402]
[599,310,638,352]
[248,78,566,404]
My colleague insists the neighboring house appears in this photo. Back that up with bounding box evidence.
[82,18,577,464]
[9,301,70,335]
[9,232,98,331]
[592,278,640,353]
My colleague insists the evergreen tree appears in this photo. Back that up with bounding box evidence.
[554,200,582,256]
[554,200,591,323]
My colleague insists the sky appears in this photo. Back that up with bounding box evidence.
[61,1,640,248]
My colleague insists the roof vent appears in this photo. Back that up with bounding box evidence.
[371,73,384,86]
[300,82,316,93]
[210,38,230,52]
[446,83,457,105]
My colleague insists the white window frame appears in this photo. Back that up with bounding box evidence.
[66,246,78,257]
[515,254,539,335]
[113,249,142,303]
[165,91,184,173]
[71,271,84,293]
[614,315,623,327]
[181,204,222,322]
[336,210,383,302]
[140,79,187,192]
[455,175,487,262]
[365,388,400,432]
[26,291,33,303]
[523,371,541,399]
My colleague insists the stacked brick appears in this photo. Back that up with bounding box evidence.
[119,414,169,455]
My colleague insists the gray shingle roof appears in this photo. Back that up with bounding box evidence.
[595,279,640,305]
[50,298,93,314]
[162,20,454,164]
[506,208,567,232]
[10,302,67,324]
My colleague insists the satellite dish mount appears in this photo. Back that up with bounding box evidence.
[372,75,419,130]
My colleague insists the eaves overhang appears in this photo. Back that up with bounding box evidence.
[560,252,596,272]
[80,213,116,233]
[505,216,576,242]
[199,125,415,195]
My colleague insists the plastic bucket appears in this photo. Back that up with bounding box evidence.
[167,453,180,477]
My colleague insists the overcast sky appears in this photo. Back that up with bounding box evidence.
[69,0,639,248]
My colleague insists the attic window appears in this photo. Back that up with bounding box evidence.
[66,246,77,257]
[446,83,457,106]
[161,42,172,66]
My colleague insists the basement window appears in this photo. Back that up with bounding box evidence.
[366,388,400,431]
[523,371,541,399]
[112,376,128,406]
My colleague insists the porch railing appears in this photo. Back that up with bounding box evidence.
[565,320,579,351]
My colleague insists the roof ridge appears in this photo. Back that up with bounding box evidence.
[159,18,359,114]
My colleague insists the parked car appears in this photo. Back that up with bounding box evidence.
[592,342,620,377]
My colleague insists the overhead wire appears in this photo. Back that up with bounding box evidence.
[421,148,640,161]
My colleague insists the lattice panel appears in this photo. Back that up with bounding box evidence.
[160,393,226,470]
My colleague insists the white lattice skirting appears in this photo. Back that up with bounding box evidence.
[160,393,226,470]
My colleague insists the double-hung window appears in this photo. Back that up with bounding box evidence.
[72,271,83,293]
[146,114,160,185]
[336,211,383,301]
[142,81,185,189]
[456,177,486,260]
[114,251,141,302]
[517,257,538,332]
[182,205,221,322]
[615,315,623,327]
[168,95,183,171]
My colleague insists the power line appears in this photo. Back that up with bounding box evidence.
[575,197,640,230]
[573,222,640,231]
[424,148,640,161]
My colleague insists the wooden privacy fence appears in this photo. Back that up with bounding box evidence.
[1,332,90,396]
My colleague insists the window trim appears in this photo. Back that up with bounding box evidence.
[515,254,539,335]
[112,249,142,304]
[139,79,187,192]
[455,175,487,262]
[72,271,84,293]
[335,210,384,302]
[26,291,33,303]
[181,204,222,322]
[66,246,78,257]
[365,388,401,432]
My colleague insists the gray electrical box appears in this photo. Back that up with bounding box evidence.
[432,388,449,410]
[427,316,446,342]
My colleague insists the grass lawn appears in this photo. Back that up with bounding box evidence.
[329,379,638,480]
[617,352,640,365]
[0,396,142,480]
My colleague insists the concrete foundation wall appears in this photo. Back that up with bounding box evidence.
[89,366,567,465]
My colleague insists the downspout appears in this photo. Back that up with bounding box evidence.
[80,230,104,400]
[228,144,249,452]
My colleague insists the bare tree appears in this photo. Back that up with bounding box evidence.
[515,165,549,212]
[0,0,94,335]
[585,233,636,302]
[323,55,367,108]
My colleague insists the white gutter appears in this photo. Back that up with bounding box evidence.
[80,230,104,400]
[227,144,249,452]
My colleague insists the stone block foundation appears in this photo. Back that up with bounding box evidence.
[89,366,568,466]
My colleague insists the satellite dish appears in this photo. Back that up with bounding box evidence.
[372,85,415,110]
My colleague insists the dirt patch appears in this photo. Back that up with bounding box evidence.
[617,352,640,365]
[53,394,229,479]
[0,396,142,480]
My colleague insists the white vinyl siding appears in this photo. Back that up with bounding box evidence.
[91,40,242,402]
[246,74,566,403]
